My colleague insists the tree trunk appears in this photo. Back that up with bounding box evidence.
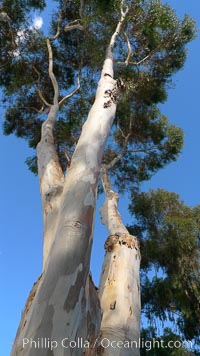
[36,103,64,270]
[11,4,130,355]
[98,167,141,356]
[11,44,118,356]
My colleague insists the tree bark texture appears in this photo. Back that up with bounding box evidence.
[98,167,141,356]
[11,4,135,355]
[11,50,118,356]
[37,104,64,270]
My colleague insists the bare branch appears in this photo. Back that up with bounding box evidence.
[33,66,52,108]
[0,11,15,46]
[100,165,129,236]
[105,146,156,170]
[119,127,126,139]
[33,65,41,84]
[117,50,156,68]
[100,164,114,196]
[120,0,129,17]
[107,0,129,56]
[36,88,52,107]
[105,133,131,170]
[36,93,51,109]
[64,19,84,32]
[64,0,85,33]
[49,10,62,41]
[58,68,81,106]
[65,150,71,165]
[133,53,152,66]
[79,0,85,17]
[0,11,11,23]
[104,122,156,171]
[20,105,44,113]
[101,0,129,79]
[123,31,132,66]
[126,148,149,153]
[46,38,59,104]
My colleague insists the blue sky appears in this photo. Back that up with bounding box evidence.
[0,1,200,354]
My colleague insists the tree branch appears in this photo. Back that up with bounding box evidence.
[64,19,84,32]
[46,38,59,104]
[49,10,62,41]
[133,53,152,66]
[34,64,52,108]
[105,132,131,170]
[100,164,128,235]
[117,47,159,68]
[101,0,129,80]
[64,150,71,165]
[100,164,114,196]
[106,0,129,59]
[19,105,44,113]
[33,65,41,84]
[36,88,52,107]
[64,0,85,32]
[58,68,81,106]
[123,31,132,65]
[79,0,85,17]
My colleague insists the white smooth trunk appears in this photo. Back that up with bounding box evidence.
[11,58,117,356]
[98,169,141,356]
[37,104,64,269]
[12,5,130,354]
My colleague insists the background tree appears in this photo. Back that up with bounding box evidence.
[140,327,196,355]
[129,189,200,353]
[0,0,197,355]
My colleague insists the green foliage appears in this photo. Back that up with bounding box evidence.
[141,327,195,355]
[0,0,46,28]
[0,0,196,183]
[105,107,183,193]
[129,189,200,347]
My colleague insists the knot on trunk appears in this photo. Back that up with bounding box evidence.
[104,233,139,252]
[44,184,63,201]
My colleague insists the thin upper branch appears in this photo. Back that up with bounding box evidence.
[105,132,131,170]
[100,165,129,235]
[117,48,159,68]
[65,150,71,165]
[106,0,129,58]
[63,0,85,32]
[20,105,44,113]
[36,88,52,107]
[64,19,84,32]
[33,65,41,84]
[36,35,82,109]
[46,38,59,104]
[133,53,152,66]
[79,0,84,17]
[123,31,132,65]
[49,10,62,41]
[59,69,81,106]
[100,164,114,196]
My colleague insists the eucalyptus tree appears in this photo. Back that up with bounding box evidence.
[0,0,196,355]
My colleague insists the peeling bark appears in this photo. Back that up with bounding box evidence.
[11,3,130,355]
[98,168,141,356]
[13,274,43,345]
[37,104,64,269]
[37,39,64,269]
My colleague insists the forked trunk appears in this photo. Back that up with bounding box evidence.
[11,49,118,356]
[11,4,132,355]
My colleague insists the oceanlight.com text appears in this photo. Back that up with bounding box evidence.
[100,337,193,351]
[22,337,193,352]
